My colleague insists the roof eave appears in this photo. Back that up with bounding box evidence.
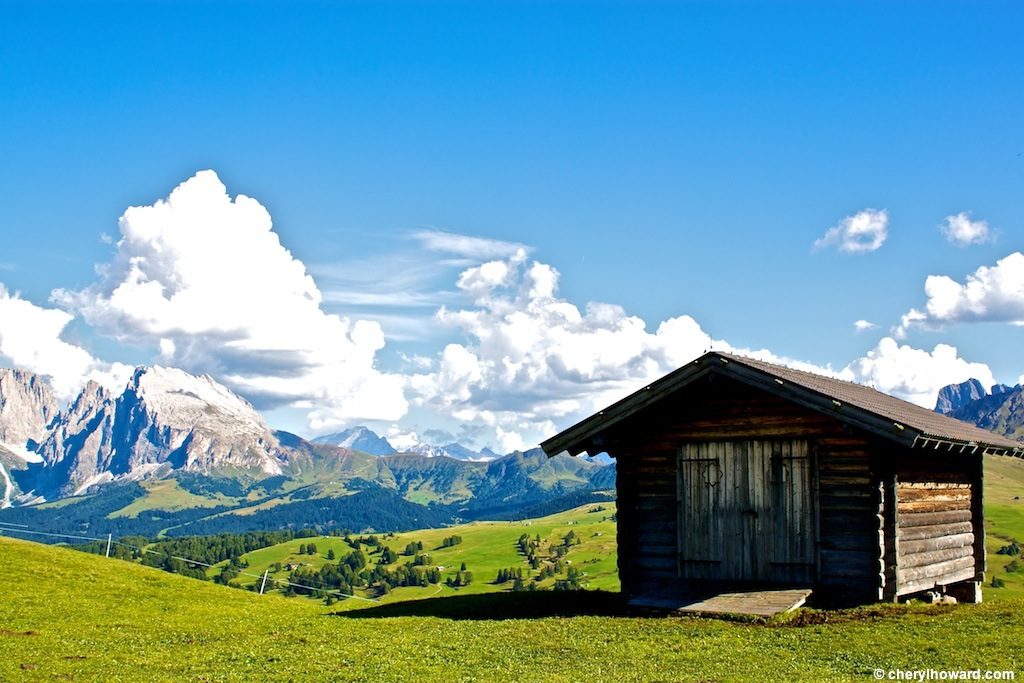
[540,358,717,457]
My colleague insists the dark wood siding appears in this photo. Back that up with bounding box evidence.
[816,438,880,603]
[612,443,679,595]
[604,373,981,606]
[605,375,883,600]
[678,439,815,583]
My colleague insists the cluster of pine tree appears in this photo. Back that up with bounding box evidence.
[553,566,585,591]
[518,533,543,569]
[440,535,463,548]
[495,567,525,583]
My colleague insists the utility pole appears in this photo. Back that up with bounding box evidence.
[259,570,270,594]
[105,533,112,558]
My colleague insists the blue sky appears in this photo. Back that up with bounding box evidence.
[1,2,1022,451]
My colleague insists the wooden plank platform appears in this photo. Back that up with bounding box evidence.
[630,587,812,617]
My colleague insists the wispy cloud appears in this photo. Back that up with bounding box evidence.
[940,212,993,247]
[853,319,877,332]
[412,228,530,260]
[814,208,889,254]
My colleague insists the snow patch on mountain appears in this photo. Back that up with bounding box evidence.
[0,440,43,464]
[73,471,114,496]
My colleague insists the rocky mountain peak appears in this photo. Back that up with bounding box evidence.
[12,365,286,500]
[128,365,267,436]
[0,368,59,449]
[934,378,987,414]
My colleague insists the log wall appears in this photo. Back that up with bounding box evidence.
[606,374,982,605]
[894,453,980,597]
[607,375,882,602]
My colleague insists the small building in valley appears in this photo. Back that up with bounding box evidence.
[541,351,1023,610]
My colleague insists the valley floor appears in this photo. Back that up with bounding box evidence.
[3,535,1023,682]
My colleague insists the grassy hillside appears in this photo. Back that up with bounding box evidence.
[3,535,1022,682]
[208,502,619,606]
[984,455,1024,599]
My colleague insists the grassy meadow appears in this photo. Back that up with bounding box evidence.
[2,455,1023,681]
[207,502,619,606]
[3,535,1024,682]
[984,455,1024,598]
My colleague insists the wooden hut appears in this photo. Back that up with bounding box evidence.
[541,351,1023,610]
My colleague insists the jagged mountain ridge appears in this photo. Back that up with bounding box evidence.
[0,367,614,524]
[312,426,502,461]
[934,378,988,415]
[4,366,293,500]
[935,378,1024,441]
[311,426,397,455]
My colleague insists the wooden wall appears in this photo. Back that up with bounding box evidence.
[893,453,982,598]
[603,373,982,605]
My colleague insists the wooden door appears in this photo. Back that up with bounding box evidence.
[678,440,817,583]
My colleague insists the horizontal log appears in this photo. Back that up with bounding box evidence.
[898,568,977,597]
[820,501,876,514]
[899,546,972,570]
[820,533,879,551]
[898,521,973,541]
[897,556,974,584]
[821,564,877,579]
[819,464,871,475]
[641,544,680,555]
[636,570,679,581]
[636,556,678,570]
[897,498,971,514]
[898,532,973,555]
[635,498,676,509]
[897,487,971,502]
[635,527,677,540]
[895,509,972,528]
[628,522,675,535]
[820,476,872,487]
[821,549,876,565]
[897,471,971,485]
[820,517,880,534]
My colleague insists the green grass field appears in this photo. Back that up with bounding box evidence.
[984,456,1024,599]
[3,454,1023,681]
[3,534,1022,682]
[209,502,619,606]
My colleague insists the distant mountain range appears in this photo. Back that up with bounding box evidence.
[935,378,1024,440]
[0,366,614,536]
[311,426,501,461]
[5,364,1021,539]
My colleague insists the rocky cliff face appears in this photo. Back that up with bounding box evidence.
[5,366,289,499]
[934,378,988,414]
[313,426,397,456]
[949,385,1024,441]
[0,368,59,451]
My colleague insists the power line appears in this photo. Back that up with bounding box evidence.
[0,522,379,603]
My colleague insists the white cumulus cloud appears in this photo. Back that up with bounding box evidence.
[894,252,1024,337]
[52,170,407,428]
[941,212,992,246]
[814,208,889,253]
[842,337,994,408]
[407,252,741,450]
[0,284,131,400]
[853,320,877,332]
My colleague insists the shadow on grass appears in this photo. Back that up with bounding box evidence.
[332,590,628,620]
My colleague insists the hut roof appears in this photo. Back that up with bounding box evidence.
[541,351,1024,458]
